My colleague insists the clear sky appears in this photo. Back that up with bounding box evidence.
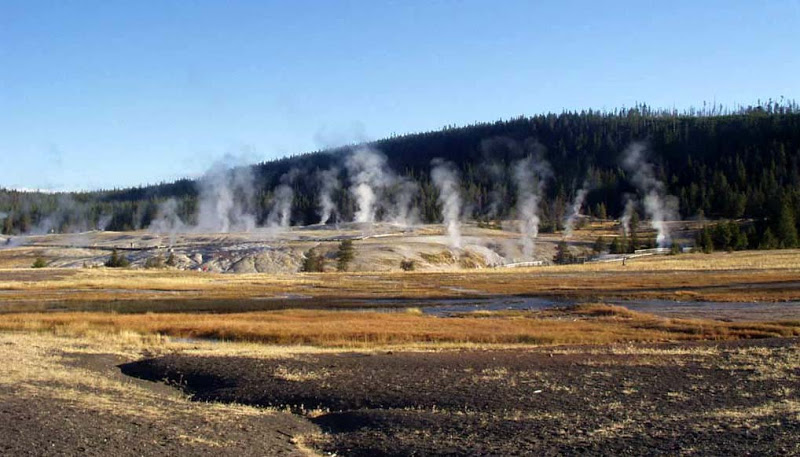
[1,1,799,191]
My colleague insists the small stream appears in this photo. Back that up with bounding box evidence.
[609,299,800,321]
[358,296,572,316]
[354,297,800,321]
[4,294,797,322]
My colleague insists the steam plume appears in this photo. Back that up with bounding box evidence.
[267,170,299,229]
[620,195,636,237]
[30,195,92,234]
[149,198,186,246]
[620,143,679,247]
[386,178,419,227]
[479,137,519,219]
[430,159,462,249]
[513,152,552,259]
[195,159,256,233]
[346,148,390,224]
[96,214,112,231]
[563,182,591,238]
[485,162,508,219]
[316,167,340,225]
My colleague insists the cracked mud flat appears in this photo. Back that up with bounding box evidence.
[122,338,800,456]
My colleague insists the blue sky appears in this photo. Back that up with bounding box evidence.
[1,1,799,191]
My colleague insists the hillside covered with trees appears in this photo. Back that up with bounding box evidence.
[2,101,799,249]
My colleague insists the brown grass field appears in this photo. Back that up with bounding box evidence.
[0,249,797,348]
[1,248,798,455]
[2,318,797,456]
[0,250,799,309]
[2,304,798,347]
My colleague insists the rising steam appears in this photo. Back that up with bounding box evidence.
[148,198,187,246]
[195,159,257,233]
[316,167,340,225]
[267,170,299,230]
[620,195,636,237]
[346,148,390,224]
[620,143,679,247]
[345,148,419,226]
[513,153,552,259]
[563,182,591,238]
[479,137,518,219]
[386,177,419,227]
[430,159,462,249]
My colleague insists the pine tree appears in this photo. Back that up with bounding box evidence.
[758,228,778,250]
[553,240,573,264]
[594,203,607,220]
[32,257,47,268]
[4,106,800,235]
[3,214,13,235]
[695,226,714,253]
[301,248,325,272]
[712,223,732,250]
[336,240,355,272]
[629,232,639,253]
[104,248,130,268]
[630,211,640,234]
[729,222,748,250]
[776,200,799,248]
[609,237,622,254]
[592,236,608,254]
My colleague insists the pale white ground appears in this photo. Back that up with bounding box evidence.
[0,222,576,273]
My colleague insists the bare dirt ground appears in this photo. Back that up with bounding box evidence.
[0,333,319,457]
[2,318,798,456]
[121,338,800,456]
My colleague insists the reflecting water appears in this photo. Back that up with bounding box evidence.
[354,297,800,321]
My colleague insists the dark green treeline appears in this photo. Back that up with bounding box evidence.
[2,102,799,248]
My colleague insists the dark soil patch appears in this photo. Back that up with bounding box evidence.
[0,351,316,457]
[121,338,800,456]
[0,391,314,457]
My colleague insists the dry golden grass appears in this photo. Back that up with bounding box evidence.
[0,315,795,455]
[0,332,279,420]
[2,305,797,348]
[0,331,327,455]
[704,399,800,421]
[0,249,798,306]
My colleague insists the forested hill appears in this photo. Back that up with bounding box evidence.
[2,103,800,244]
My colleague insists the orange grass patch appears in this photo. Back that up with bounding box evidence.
[2,305,797,347]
